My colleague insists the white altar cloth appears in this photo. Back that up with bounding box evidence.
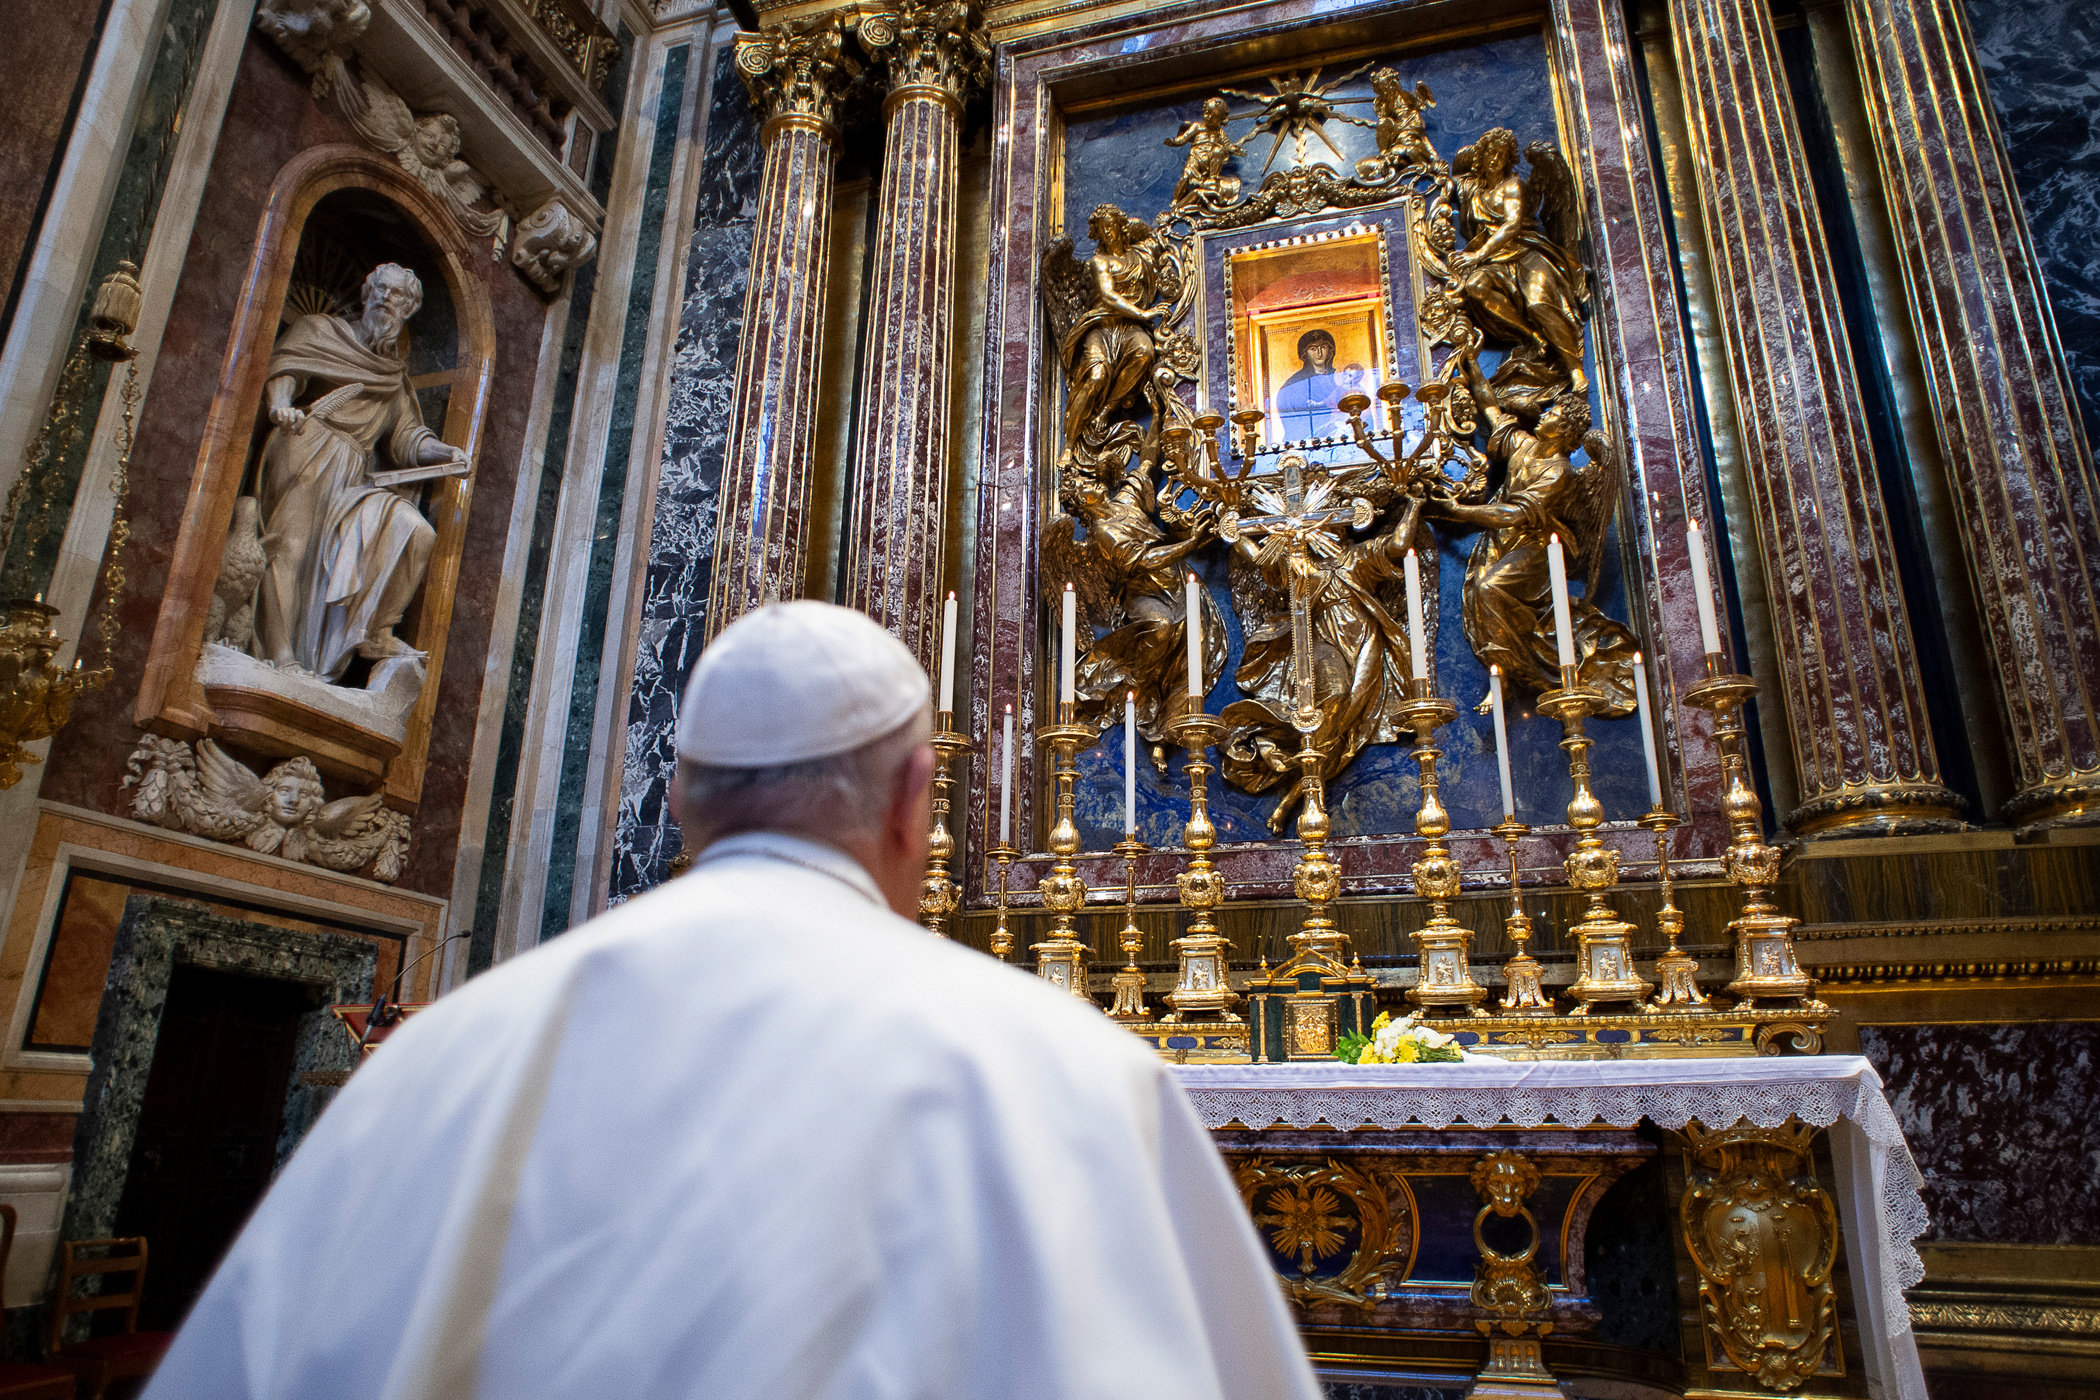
[1175,1055,1928,1400]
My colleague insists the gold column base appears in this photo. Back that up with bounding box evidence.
[1467,1333,1562,1399]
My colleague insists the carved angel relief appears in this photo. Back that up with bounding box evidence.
[1039,65,1636,815]
[125,736,413,882]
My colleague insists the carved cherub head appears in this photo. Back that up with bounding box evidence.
[1470,1151,1541,1218]
[1202,96,1230,125]
[260,756,327,830]
[410,113,463,170]
[1535,390,1591,449]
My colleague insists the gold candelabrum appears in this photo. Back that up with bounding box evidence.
[0,598,111,790]
[1640,805,1706,1007]
[1396,678,1487,1015]
[987,841,1018,961]
[1033,702,1099,1001]
[1491,816,1554,1013]
[1109,835,1151,1021]
[1537,663,1652,1015]
[919,709,973,938]
[1287,714,1346,968]
[1164,701,1238,1021]
[1684,653,1826,1011]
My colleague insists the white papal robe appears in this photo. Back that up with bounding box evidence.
[143,831,1322,1400]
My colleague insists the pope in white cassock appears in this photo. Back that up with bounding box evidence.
[144,601,1323,1400]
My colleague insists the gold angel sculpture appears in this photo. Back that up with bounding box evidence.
[1424,351,1637,714]
[1040,205,1194,485]
[1042,463,1227,770]
[1440,128,1589,398]
[1166,98,1246,210]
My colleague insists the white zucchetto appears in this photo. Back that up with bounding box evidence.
[675,600,928,766]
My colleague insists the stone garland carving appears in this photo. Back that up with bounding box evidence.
[124,735,413,882]
[1041,67,1640,812]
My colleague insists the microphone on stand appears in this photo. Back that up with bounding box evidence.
[356,930,470,1054]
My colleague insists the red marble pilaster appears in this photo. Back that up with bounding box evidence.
[704,21,857,642]
[840,3,988,669]
[1665,0,1965,834]
[1846,0,2100,827]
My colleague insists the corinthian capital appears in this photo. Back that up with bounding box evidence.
[857,0,990,105]
[735,17,864,135]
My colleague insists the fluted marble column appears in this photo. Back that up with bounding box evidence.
[1845,0,2100,827]
[839,3,989,669]
[1666,0,1965,835]
[704,20,859,643]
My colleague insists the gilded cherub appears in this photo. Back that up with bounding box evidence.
[1165,97,1245,210]
[1369,69,1437,169]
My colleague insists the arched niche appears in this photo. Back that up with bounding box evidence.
[135,146,494,812]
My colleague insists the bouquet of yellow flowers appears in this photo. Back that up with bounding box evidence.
[1336,1011,1464,1064]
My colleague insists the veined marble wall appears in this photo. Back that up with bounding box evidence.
[1968,0,2100,440]
[611,47,760,900]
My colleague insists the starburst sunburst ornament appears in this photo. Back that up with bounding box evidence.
[1220,65,1377,175]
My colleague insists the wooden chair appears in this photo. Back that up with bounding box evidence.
[46,1237,171,1400]
[0,1205,73,1398]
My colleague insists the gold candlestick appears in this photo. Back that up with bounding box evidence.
[988,841,1018,961]
[1033,702,1098,1001]
[1684,654,1825,1011]
[1491,817,1554,1013]
[1640,806,1706,1007]
[1287,721,1345,967]
[1538,664,1651,1015]
[1109,835,1151,1020]
[919,711,972,938]
[1164,702,1238,1021]
[1396,679,1487,1015]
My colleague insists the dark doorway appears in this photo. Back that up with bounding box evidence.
[112,964,312,1331]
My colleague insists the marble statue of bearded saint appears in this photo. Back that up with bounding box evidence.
[253,263,469,682]
[1044,463,1228,770]
[1425,350,1638,714]
[1220,479,1431,834]
[1448,127,1589,396]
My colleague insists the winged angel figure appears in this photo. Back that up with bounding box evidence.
[126,736,412,881]
[347,77,508,248]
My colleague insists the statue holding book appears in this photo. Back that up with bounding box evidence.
[253,262,470,684]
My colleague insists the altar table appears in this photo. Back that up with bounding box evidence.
[1176,1056,1929,1400]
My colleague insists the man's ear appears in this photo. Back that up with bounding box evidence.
[890,745,937,839]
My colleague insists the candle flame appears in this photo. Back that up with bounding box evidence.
[1634,650,1644,664]
[1490,663,1500,675]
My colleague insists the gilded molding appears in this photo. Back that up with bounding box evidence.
[1910,1300,2100,1337]
[1793,915,2100,942]
[859,0,991,104]
[1812,957,2100,986]
[735,16,861,140]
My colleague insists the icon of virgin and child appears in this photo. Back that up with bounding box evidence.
[1273,328,1371,450]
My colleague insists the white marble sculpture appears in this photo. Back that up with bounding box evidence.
[511,199,597,292]
[347,78,510,248]
[254,263,468,686]
[125,735,412,882]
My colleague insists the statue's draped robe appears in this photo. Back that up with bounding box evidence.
[144,832,1321,1400]
[1460,418,1638,713]
[255,314,442,680]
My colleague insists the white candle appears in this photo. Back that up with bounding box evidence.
[938,591,958,714]
[1061,583,1076,705]
[1000,704,1014,846]
[1632,651,1664,809]
[1185,572,1203,699]
[1546,534,1577,672]
[1404,548,1427,682]
[1686,521,1723,656]
[1490,665,1515,819]
[1124,692,1137,835]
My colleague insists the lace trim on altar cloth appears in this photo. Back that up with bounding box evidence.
[1177,1065,1929,1346]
